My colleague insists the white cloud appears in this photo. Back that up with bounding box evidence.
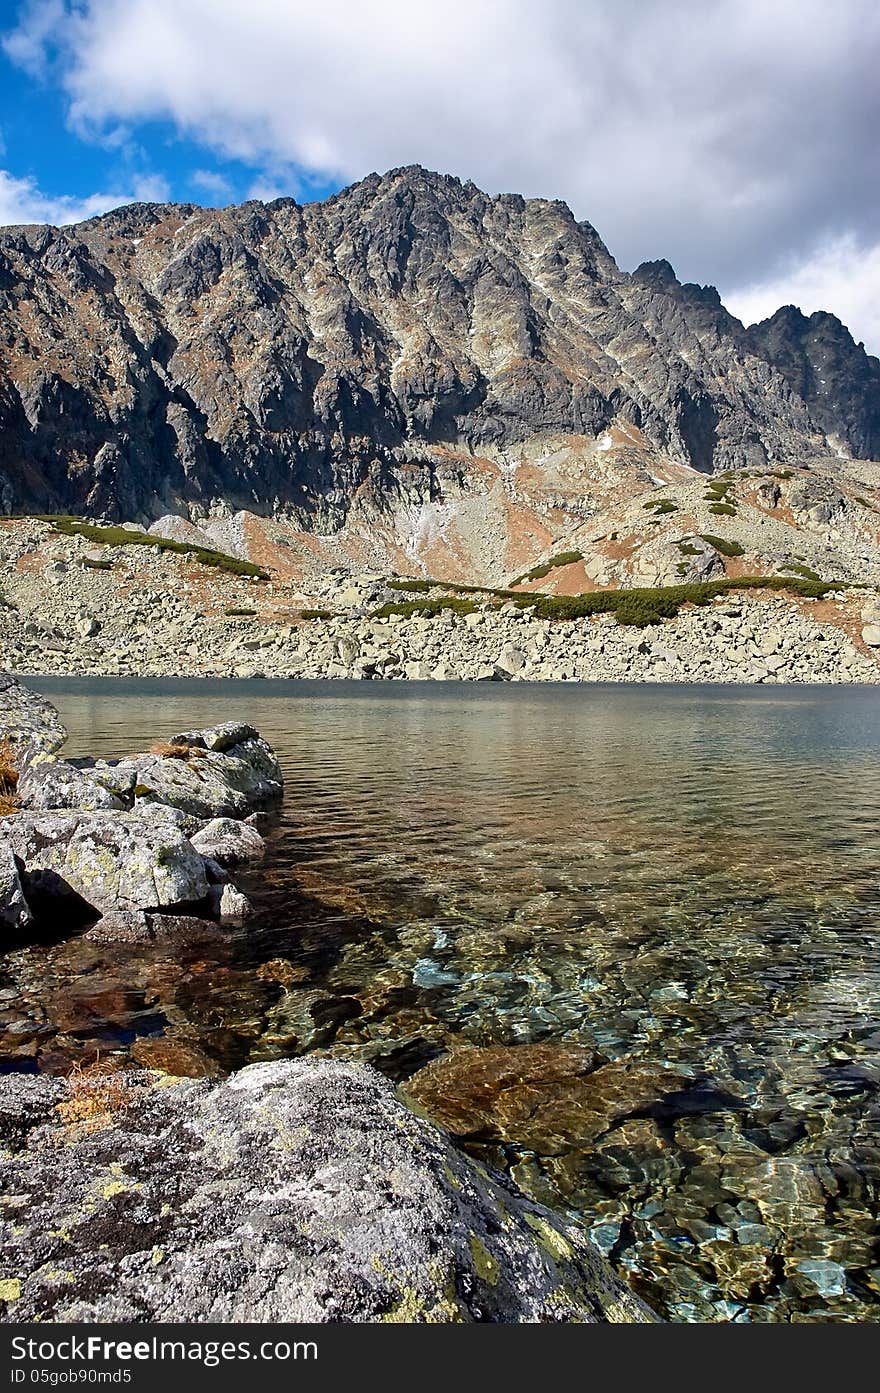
[0,168,169,226]
[191,168,233,201]
[726,236,880,356]
[3,1,880,348]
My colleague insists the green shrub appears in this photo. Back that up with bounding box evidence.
[700,534,745,557]
[371,574,836,629]
[509,550,583,586]
[45,517,269,579]
[371,597,479,620]
[708,502,737,516]
[508,574,833,627]
[387,576,513,597]
[387,579,435,593]
[643,499,679,515]
[301,608,334,620]
[225,607,257,617]
[82,555,113,570]
[675,540,702,556]
[779,562,821,582]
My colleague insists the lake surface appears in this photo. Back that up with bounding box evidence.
[4,678,880,1323]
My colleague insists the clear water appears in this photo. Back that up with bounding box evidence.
[3,677,880,1323]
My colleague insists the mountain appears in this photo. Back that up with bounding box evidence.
[0,165,878,573]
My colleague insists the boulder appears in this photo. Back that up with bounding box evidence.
[0,1060,654,1323]
[0,672,66,770]
[91,734,283,820]
[0,843,31,931]
[861,624,880,647]
[17,757,125,812]
[216,883,253,919]
[0,809,209,919]
[190,816,265,867]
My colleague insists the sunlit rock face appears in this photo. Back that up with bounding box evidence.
[0,165,878,532]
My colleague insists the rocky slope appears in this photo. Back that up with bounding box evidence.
[1,165,879,590]
[1,516,878,686]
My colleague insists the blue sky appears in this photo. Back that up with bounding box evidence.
[0,2,341,214]
[0,0,878,351]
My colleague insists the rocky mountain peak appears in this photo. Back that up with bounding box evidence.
[0,167,877,532]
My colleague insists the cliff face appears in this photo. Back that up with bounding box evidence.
[0,164,877,526]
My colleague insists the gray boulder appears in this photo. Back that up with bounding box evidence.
[0,808,209,917]
[0,1059,653,1323]
[0,843,31,931]
[190,816,265,867]
[90,735,283,820]
[17,757,125,812]
[0,672,66,770]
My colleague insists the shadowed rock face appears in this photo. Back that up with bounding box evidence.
[0,165,877,526]
[0,1059,655,1323]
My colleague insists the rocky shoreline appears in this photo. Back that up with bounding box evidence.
[0,675,654,1323]
[0,673,282,938]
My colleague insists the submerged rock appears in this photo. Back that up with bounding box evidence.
[0,1059,653,1324]
[405,1044,690,1151]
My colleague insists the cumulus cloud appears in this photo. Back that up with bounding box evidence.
[726,235,880,356]
[3,0,880,346]
[0,168,169,225]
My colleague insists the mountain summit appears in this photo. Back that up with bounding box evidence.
[0,164,877,527]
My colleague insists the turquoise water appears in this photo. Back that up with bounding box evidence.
[3,678,880,1322]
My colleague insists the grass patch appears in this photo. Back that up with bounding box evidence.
[149,741,205,761]
[510,550,584,586]
[40,517,268,579]
[56,1059,135,1132]
[708,502,737,517]
[0,739,19,816]
[700,534,745,558]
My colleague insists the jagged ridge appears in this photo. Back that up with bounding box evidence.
[0,164,878,525]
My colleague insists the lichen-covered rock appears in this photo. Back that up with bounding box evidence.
[190,816,265,866]
[0,672,66,769]
[0,808,209,917]
[0,1059,655,1323]
[17,757,125,812]
[89,736,283,820]
[0,843,31,931]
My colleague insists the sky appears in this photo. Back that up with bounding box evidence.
[0,0,878,352]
